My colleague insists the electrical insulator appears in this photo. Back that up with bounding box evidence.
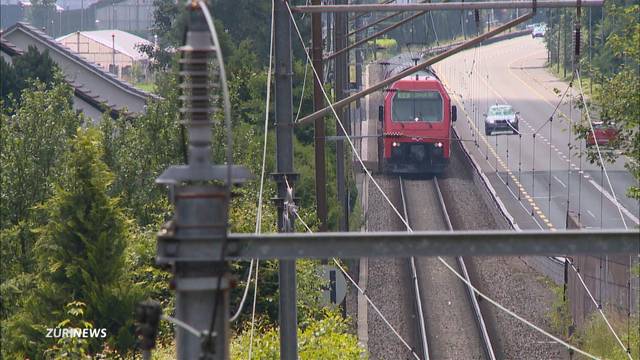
[135,300,161,351]
[574,25,581,58]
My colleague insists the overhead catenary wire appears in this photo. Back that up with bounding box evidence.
[197,1,235,352]
[285,1,410,230]
[548,116,553,219]
[574,69,634,359]
[448,45,628,358]
[294,47,310,123]
[575,69,628,229]
[230,260,254,322]
[289,185,422,360]
[568,260,633,359]
[230,0,278,327]
[285,4,602,358]
[248,0,276,357]
[566,80,572,220]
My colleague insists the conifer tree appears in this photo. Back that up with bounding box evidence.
[5,128,141,358]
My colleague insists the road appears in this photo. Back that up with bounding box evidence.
[432,35,639,231]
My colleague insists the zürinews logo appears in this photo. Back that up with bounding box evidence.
[46,328,108,339]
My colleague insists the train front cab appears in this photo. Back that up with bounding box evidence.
[377,78,457,175]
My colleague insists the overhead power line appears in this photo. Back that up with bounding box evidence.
[568,260,634,359]
[291,206,422,360]
[292,0,604,13]
[285,5,613,360]
[575,69,629,229]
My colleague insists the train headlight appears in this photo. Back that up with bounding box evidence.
[392,142,400,147]
[434,142,443,148]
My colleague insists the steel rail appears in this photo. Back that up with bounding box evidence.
[293,0,604,13]
[433,177,497,360]
[400,177,431,360]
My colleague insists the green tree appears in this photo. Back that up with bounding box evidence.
[0,80,81,299]
[100,80,184,226]
[43,301,93,359]
[592,4,639,199]
[4,128,142,358]
[231,310,367,359]
[0,46,59,108]
[576,313,639,360]
[137,0,186,71]
[573,4,639,199]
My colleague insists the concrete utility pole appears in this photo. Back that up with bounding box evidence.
[312,0,328,233]
[273,0,298,358]
[334,0,349,232]
[354,1,363,95]
[112,33,116,75]
[354,0,364,160]
[81,0,84,31]
[155,3,249,358]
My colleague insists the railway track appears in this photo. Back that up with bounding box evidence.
[400,175,497,360]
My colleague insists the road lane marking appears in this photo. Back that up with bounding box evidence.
[442,69,556,231]
[587,179,639,225]
[553,175,567,188]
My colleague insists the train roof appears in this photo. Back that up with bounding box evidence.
[395,69,441,83]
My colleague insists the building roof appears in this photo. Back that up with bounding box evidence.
[57,29,151,61]
[1,33,128,119]
[2,22,160,113]
[0,37,23,56]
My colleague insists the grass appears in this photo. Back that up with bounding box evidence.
[542,265,640,360]
[134,82,157,94]
[546,61,600,98]
[575,313,639,360]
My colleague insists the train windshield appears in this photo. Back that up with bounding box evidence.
[392,91,443,122]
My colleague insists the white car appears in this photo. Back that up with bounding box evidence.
[532,25,547,38]
[484,105,519,135]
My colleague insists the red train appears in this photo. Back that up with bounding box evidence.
[377,70,457,174]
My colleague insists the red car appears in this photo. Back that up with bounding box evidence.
[586,122,618,147]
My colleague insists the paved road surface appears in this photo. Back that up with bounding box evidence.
[432,35,639,231]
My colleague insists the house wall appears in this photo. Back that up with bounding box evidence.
[73,93,106,123]
[58,33,135,77]
[4,27,149,113]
